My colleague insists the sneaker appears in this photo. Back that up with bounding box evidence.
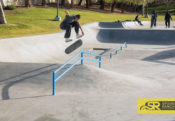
[76,34,83,39]
[65,38,72,42]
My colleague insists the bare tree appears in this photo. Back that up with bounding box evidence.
[165,0,172,11]
[71,0,74,7]
[78,0,83,6]
[0,0,5,8]
[42,0,46,6]
[25,0,31,7]
[142,0,145,16]
[111,0,117,13]
[0,0,6,24]
[89,0,92,6]
[100,0,104,9]
[145,0,149,17]
[78,0,92,7]
[86,0,89,8]
[0,1,7,24]
[61,0,65,6]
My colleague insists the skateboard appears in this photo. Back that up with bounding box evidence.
[65,39,83,54]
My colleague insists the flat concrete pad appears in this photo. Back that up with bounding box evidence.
[0,21,175,121]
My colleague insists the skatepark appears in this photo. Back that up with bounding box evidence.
[0,21,175,121]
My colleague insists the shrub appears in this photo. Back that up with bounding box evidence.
[4,5,16,10]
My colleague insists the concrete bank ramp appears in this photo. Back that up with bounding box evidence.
[98,21,149,29]
[0,23,101,63]
[96,21,175,45]
[97,29,175,45]
[99,22,124,28]
[122,21,149,28]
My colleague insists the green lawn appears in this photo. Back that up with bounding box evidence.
[0,8,172,38]
[149,4,175,14]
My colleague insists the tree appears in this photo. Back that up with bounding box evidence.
[98,0,154,13]
[71,0,74,7]
[165,0,172,11]
[89,0,92,6]
[25,0,31,7]
[142,0,145,16]
[86,0,89,8]
[145,0,149,17]
[78,0,83,6]
[42,0,46,6]
[0,1,7,24]
[111,0,117,13]
[78,0,90,8]
[100,0,104,9]
[61,0,65,6]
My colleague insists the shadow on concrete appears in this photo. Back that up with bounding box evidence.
[0,64,57,83]
[0,62,79,100]
[1,63,58,100]
[93,48,111,59]
[142,49,175,65]
[96,29,175,45]
[35,115,61,121]
[9,94,52,100]
[98,22,124,28]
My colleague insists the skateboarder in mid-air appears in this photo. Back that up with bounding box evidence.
[60,11,84,42]
[165,11,172,28]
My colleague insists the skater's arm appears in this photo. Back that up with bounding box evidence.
[65,11,69,16]
[79,25,84,35]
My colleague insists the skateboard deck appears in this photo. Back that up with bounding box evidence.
[65,39,83,54]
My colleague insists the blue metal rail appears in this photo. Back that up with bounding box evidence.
[52,50,101,95]
[110,41,127,59]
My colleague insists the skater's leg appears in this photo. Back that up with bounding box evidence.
[74,22,80,34]
[168,20,170,28]
[71,21,83,39]
[165,20,168,28]
[138,21,143,26]
[151,20,153,28]
[65,24,71,38]
[154,19,157,27]
[71,21,80,34]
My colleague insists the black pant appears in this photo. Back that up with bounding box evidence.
[60,21,80,38]
[151,19,154,28]
[151,19,157,28]
[165,20,170,28]
[136,20,143,26]
[154,19,157,26]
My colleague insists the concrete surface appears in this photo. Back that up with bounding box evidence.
[0,21,175,121]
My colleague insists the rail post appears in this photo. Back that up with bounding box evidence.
[52,72,55,96]
[110,53,112,59]
[125,42,127,48]
[120,46,123,50]
[81,51,83,65]
[115,50,118,55]
[99,56,101,68]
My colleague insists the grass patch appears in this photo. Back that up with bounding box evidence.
[0,8,173,38]
[149,4,175,14]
